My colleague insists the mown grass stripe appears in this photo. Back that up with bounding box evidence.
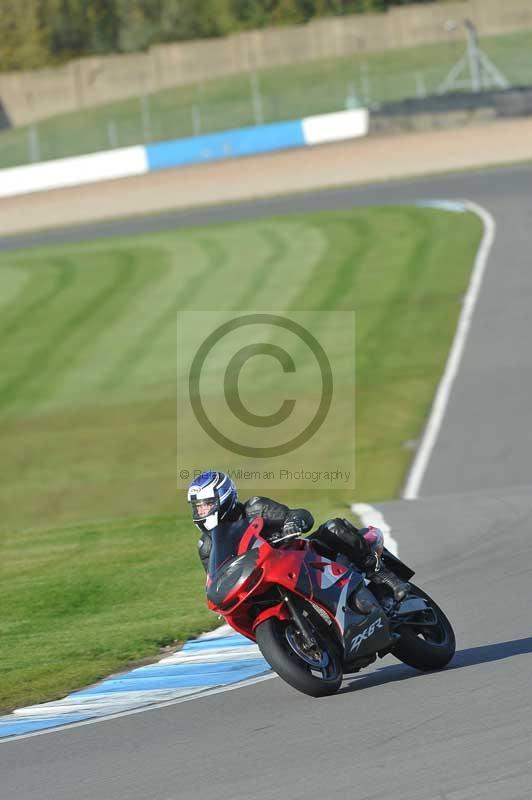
[104,235,230,389]
[0,258,74,344]
[46,245,172,407]
[235,227,288,310]
[358,206,433,367]
[0,251,140,409]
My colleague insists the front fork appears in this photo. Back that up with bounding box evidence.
[251,590,320,650]
[282,592,317,649]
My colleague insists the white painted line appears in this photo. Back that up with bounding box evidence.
[350,503,398,556]
[402,200,496,499]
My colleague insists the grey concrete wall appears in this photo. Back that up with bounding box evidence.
[1,0,532,126]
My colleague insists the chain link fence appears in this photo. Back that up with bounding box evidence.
[1,41,532,170]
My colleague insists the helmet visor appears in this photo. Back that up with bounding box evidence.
[190,496,219,523]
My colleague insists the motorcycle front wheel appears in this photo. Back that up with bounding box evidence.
[255,599,343,697]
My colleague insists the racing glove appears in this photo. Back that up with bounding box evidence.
[269,509,314,545]
[282,508,314,537]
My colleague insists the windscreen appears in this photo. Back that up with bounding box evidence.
[207,518,251,577]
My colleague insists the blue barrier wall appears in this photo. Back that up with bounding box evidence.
[145,119,305,171]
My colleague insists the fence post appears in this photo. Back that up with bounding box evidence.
[107,120,119,149]
[140,94,152,142]
[192,105,202,136]
[345,82,360,109]
[415,72,427,98]
[249,71,264,125]
[360,61,372,105]
[28,123,41,163]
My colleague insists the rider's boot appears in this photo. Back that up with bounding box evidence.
[366,556,408,602]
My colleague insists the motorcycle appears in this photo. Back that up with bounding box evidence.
[206,516,455,697]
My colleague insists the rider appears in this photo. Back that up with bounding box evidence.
[188,470,407,601]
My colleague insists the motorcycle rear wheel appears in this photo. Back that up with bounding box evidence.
[256,600,343,697]
[393,583,455,671]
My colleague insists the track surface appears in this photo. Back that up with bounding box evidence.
[2,165,532,799]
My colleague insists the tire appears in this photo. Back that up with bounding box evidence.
[393,583,456,671]
[255,600,343,697]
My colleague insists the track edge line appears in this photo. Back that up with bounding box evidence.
[401,199,496,500]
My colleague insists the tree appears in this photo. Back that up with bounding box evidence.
[0,0,447,71]
[0,0,49,70]
[47,0,89,60]
[86,0,120,54]
[270,0,309,26]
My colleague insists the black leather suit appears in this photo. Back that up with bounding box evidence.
[197,496,370,572]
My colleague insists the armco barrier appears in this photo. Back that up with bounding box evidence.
[0,109,368,200]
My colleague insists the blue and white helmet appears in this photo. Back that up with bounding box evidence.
[187,471,238,532]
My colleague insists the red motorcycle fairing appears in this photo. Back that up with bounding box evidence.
[252,602,289,631]
[206,517,393,660]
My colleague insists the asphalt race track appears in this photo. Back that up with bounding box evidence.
[2,164,532,799]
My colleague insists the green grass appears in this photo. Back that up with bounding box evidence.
[1,29,532,168]
[1,514,194,712]
[0,206,482,711]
